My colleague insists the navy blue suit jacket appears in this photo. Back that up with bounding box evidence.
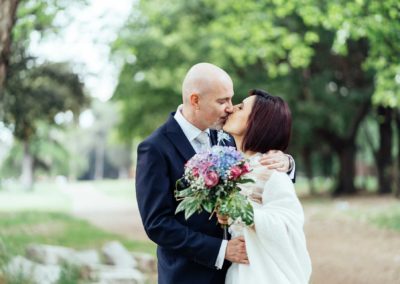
[136,113,233,284]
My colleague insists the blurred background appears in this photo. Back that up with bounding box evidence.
[0,0,399,283]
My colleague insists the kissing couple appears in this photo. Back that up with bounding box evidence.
[136,63,311,284]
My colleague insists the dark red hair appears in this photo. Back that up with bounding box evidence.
[242,89,292,153]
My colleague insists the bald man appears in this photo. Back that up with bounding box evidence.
[136,63,294,284]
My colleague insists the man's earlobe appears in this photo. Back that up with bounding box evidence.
[190,93,200,110]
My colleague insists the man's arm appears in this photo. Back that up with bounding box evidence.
[136,140,222,268]
[259,150,296,183]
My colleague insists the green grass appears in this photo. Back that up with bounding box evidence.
[369,205,400,231]
[0,211,155,257]
[0,181,72,212]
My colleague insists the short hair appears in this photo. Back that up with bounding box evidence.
[242,89,292,153]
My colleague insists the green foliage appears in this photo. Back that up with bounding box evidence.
[112,0,394,139]
[1,122,74,178]
[175,175,255,226]
[218,191,254,226]
[12,0,87,47]
[3,61,88,142]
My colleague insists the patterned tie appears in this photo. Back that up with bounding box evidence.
[195,131,210,152]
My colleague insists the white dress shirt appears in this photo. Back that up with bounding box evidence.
[174,105,227,269]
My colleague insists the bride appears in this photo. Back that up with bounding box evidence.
[220,89,312,284]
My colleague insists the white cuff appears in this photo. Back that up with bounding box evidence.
[215,240,228,269]
[288,159,296,180]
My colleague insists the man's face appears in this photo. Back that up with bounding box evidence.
[197,80,234,130]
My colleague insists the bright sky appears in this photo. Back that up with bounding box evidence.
[29,0,135,102]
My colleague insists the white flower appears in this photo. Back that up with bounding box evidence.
[240,186,253,197]
[217,130,231,145]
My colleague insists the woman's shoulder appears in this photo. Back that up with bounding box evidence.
[263,170,296,202]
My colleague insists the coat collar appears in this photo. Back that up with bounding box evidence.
[164,113,196,162]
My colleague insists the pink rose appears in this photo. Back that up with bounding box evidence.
[230,166,242,180]
[192,167,199,178]
[241,162,251,174]
[204,171,219,188]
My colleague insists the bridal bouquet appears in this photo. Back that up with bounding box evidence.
[175,146,254,226]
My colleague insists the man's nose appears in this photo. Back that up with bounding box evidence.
[226,102,234,113]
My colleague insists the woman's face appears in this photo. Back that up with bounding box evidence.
[223,95,256,136]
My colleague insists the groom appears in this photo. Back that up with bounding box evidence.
[136,63,294,284]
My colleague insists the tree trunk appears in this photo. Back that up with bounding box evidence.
[301,147,315,195]
[395,110,400,198]
[0,0,19,94]
[317,101,370,196]
[333,142,357,196]
[94,134,105,180]
[20,140,33,190]
[376,107,393,194]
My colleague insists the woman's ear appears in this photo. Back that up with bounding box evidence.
[190,93,200,110]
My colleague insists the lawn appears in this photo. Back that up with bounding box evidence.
[0,181,71,212]
[0,179,155,260]
[0,211,155,257]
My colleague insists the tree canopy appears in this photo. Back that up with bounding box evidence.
[112,0,400,195]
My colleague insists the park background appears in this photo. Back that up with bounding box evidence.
[0,0,399,283]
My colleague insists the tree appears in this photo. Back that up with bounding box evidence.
[73,100,133,180]
[1,0,89,189]
[112,0,399,195]
[3,62,88,189]
[0,0,19,95]
[1,122,71,179]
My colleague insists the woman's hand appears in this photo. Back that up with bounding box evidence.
[216,212,229,225]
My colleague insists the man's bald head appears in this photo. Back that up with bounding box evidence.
[182,63,233,104]
[180,63,234,130]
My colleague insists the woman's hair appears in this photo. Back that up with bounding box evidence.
[242,89,292,153]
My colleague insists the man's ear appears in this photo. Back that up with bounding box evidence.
[190,93,200,110]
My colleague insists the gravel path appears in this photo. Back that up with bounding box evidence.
[64,184,400,283]
[304,197,400,284]
[61,183,148,240]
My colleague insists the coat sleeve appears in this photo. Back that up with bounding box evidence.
[250,172,311,283]
[135,140,222,268]
[252,172,304,243]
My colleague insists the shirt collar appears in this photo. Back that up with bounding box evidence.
[174,105,209,142]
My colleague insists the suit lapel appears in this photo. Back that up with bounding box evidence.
[164,113,196,162]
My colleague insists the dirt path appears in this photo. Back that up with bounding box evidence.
[62,183,148,241]
[64,185,400,283]
[304,197,400,284]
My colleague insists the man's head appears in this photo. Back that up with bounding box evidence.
[181,63,234,130]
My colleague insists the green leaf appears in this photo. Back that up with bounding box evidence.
[236,178,255,184]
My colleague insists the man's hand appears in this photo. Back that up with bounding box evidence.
[225,236,249,264]
[259,150,290,172]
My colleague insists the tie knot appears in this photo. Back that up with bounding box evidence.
[195,131,210,151]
